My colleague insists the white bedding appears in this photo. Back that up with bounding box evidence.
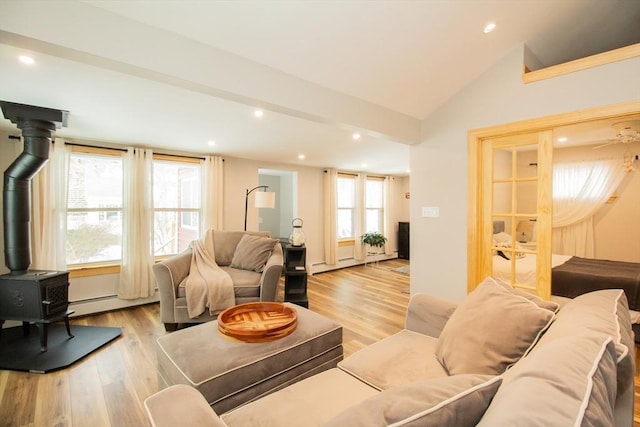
[492,253,572,288]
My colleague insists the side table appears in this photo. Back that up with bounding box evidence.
[283,244,309,308]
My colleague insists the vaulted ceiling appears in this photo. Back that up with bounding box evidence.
[1,0,639,175]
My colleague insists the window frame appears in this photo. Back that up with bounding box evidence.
[365,176,385,234]
[336,173,356,241]
[66,146,124,268]
[152,154,202,258]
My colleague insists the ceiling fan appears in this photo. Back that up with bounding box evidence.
[593,120,640,149]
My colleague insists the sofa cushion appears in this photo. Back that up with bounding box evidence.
[177,267,262,300]
[338,330,447,390]
[221,368,378,427]
[222,267,261,298]
[493,277,560,313]
[324,374,502,427]
[477,335,617,426]
[144,384,228,427]
[230,234,278,272]
[212,230,269,266]
[535,289,634,399]
[436,277,554,375]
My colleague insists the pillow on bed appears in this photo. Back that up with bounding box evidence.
[495,241,525,260]
[492,232,512,244]
[436,277,555,375]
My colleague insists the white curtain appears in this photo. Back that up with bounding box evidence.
[353,173,367,261]
[323,169,337,265]
[201,155,224,232]
[118,148,155,299]
[32,138,70,271]
[383,176,395,256]
[552,159,626,257]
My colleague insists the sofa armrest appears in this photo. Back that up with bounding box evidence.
[144,385,227,427]
[259,243,284,302]
[404,293,457,338]
[152,249,192,323]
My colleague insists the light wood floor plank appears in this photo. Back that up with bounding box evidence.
[0,259,638,426]
[67,357,110,426]
[33,370,70,427]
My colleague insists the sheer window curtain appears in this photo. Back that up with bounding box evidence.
[32,138,70,271]
[353,174,367,261]
[201,155,224,232]
[552,159,626,257]
[323,169,337,265]
[118,148,155,299]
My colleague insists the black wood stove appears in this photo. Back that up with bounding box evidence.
[0,101,72,352]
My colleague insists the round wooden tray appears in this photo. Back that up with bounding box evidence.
[218,302,298,343]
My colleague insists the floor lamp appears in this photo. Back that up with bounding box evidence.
[244,185,276,231]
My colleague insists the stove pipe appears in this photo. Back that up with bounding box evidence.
[0,101,68,273]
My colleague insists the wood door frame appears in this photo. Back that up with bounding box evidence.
[467,100,640,294]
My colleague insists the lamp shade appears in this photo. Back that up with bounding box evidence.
[254,191,276,209]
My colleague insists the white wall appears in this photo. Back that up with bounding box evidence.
[411,44,640,302]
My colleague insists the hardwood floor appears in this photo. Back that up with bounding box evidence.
[0,260,409,426]
[0,259,638,426]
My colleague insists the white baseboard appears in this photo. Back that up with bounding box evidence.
[309,253,397,275]
[69,293,160,317]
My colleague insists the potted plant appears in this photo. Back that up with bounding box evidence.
[361,232,387,253]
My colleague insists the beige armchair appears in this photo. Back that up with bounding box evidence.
[152,230,283,331]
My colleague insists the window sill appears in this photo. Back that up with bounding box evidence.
[68,264,120,278]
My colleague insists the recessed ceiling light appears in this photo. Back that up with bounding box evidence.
[406,169,411,174]
[254,110,264,118]
[361,163,367,168]
[298,154,305,160]
[19,55,35,65]
[557,137,568,143]
[207,140,216,146]
[483,22,496,34]
[352,133,361,140]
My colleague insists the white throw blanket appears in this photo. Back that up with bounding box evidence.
[184,229,235,318]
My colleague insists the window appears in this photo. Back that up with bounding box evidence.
[66,151,123,265]
[553,161,615,201]
[180,176,198,229]
[153,159,201,256]
[365,178,384,233]
[336,175,355,239]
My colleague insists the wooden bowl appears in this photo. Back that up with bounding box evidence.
[218,302,297,343]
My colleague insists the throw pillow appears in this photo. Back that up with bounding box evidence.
[323,374,501,427]
[492,277,560,313]
[230,234,277,272]
[476,335,617,427]
[436,277,555,375]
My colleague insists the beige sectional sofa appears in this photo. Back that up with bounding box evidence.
[145,277,635,426]
[152,230,283,331]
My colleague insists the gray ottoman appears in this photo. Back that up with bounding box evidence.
[156,303,343,414]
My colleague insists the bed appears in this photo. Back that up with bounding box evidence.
[492,252,640,340]
[493,253,640,309]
